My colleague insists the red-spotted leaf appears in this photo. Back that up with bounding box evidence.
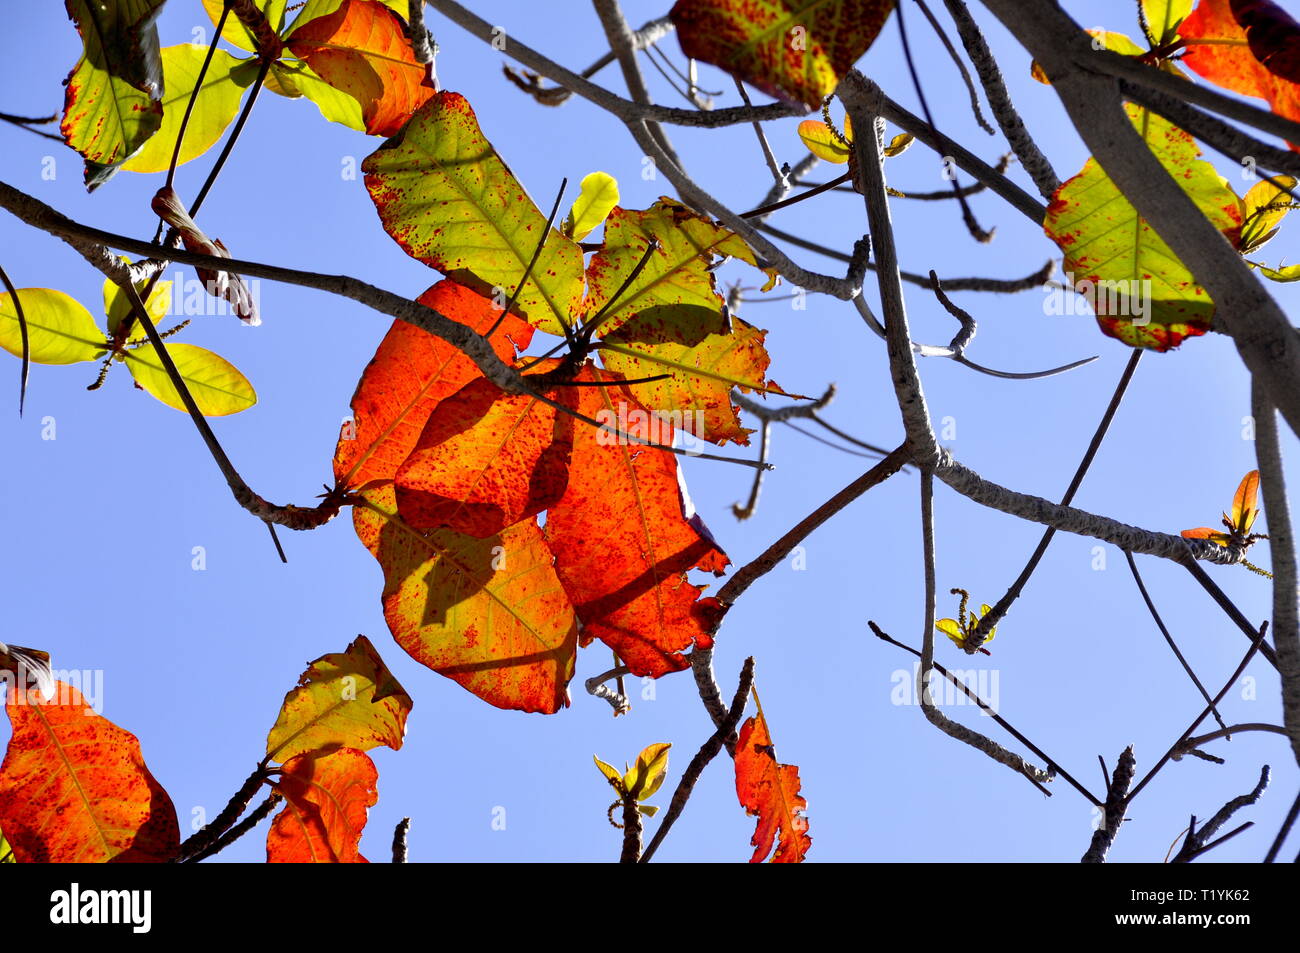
[61,0,166,189]
[0,681,179,863]
[363,92,585,336]
[286,0,435,137]
[669,0,896,108]
[354,484,578,714]
[1044,105,1243,349]
[395,369,579,538]
[544,365,729,678]
[1182,0,1300,146]
[267,748,377,863]
[334,281,533,491]
[735,711,810,863]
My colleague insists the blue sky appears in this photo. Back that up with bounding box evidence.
[1,0,1297,862]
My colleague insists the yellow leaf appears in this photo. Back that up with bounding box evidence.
[0,288,106,365]
[883,132,913,157]
[102,263,173,340]
[594,756,625,794]
[797,119,851,163]
[564,171,620,241]
[624,742,671,800]
[122,341,256,416]
[935,618,964,646]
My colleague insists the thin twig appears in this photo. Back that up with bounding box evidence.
[640,657,755,862]
[0,263,29,415]
[1170,765,1269,862]
[1081,746,1135,863]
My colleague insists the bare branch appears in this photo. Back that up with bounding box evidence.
[1081,746,1135,863]
[1170,765,1269,863]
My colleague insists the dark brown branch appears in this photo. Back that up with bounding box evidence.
[1081,746,1135,863]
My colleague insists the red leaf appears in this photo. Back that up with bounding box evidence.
[544,365,729,677]
[735,712,810,863]
[287,0,436,137]
[333,280,534,492]
[0,681,179,862]
[267,748,377,863]
[395,370,579,537]
[1182,0,1300,147]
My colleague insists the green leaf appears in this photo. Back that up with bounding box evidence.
[669,0,897,108]
[122,341,257,416]
[564,171,620,241]
[265,635,413,764]
[61,0,167,189]
[268,60,366,130]
[201,0,287,53]
[584,199,776,338]
[0,289,107,365]
[624,742,671,800]
[120,45,259,173]
[599,309,794,446]
[1141,0,1193,45]
[1255,261,1300,281]
[1043,104,1243,350]
[363,92,585,336]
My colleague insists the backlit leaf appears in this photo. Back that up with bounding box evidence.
[268,59,366,129]
[544,366,730,678]
[594,756,625,793]
[0,825,13,863]
[1142,0,1194,45]
[333,280,534,492]
[584,198,777,339]
[363,92,585,336]
[354,484,578,714]
[265,634,413,764]
[599,308,793,446]
[1227,0,1300,84]
[394,369,579,538]
[1231,468,1261,533]
[1237,174,1296,253]
[0,288,106,365]
[122,340,257,416]
[0,681,179,862]
[625,742,671,800]
[797,118,851,162]
[1181,0,1300,146]
[564,171,620,241]
[1044,105,1243,350]
[669,0,897,108]
[267,748,376,863]
[286,0,435,137]
[61,0,166,188]
[735,711,809,863]
[120,45,258,172]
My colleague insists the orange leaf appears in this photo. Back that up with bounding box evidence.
[735,711,810,863]
[544,365,729,677]
[354,484,578,713]
[1229,0,1300,84]
[1181,526,1231,544]
[1181,0,1300,148]
[0,681,179,862]
[333,280,534,492]
[1231,468,1261,533]
[267,748,377,863]
[394,369,579,537]
[286,0,435,137]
